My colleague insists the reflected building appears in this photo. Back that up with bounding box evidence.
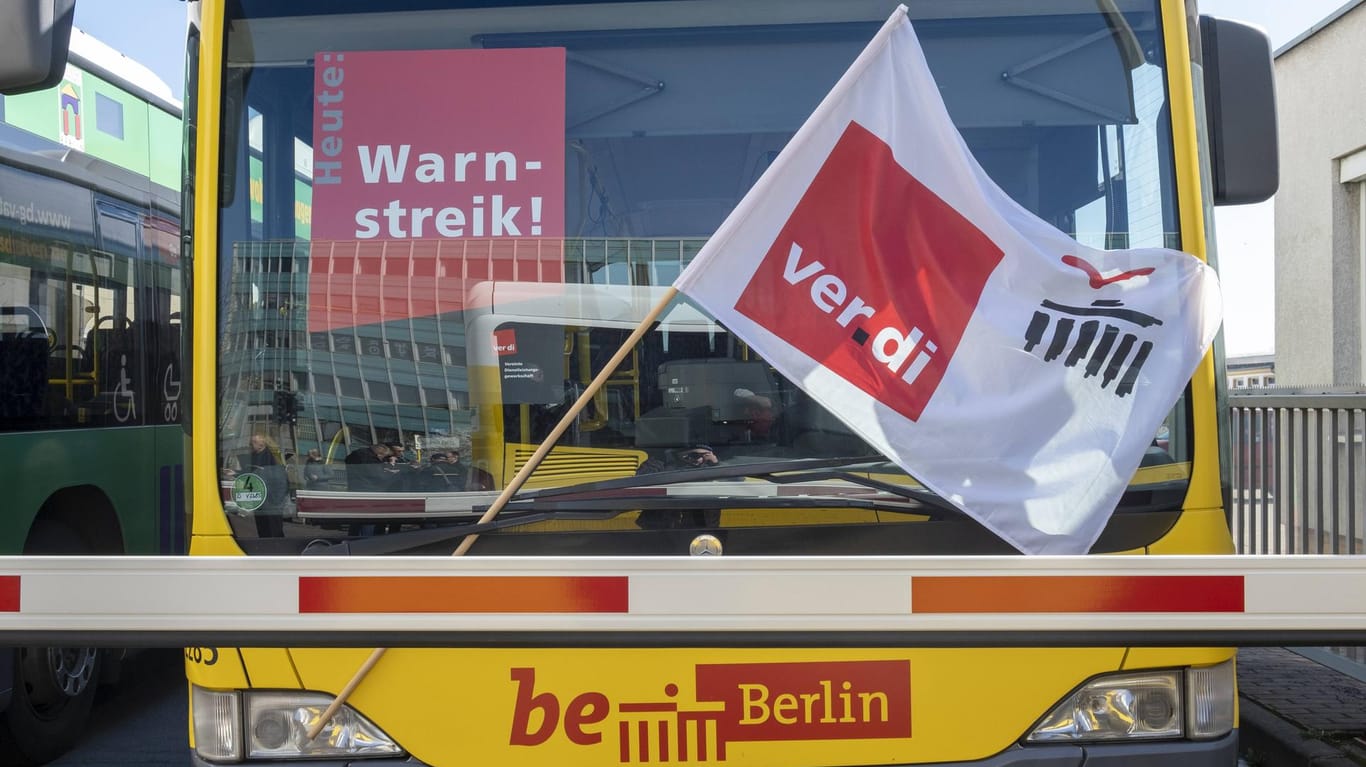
[217,237,704,464]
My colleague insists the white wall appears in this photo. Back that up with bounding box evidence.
[1274,5,1366,386]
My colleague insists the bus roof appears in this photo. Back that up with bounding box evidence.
[68,26,182,117]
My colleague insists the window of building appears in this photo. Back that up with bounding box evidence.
[1342,147,1366,382]
[395,384,420,405]
[331,332,355,354]
[369,380,394,403]
[416,343,441,365]
[423,387,448,409]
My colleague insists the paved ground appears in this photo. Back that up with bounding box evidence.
[1238,647,1366,766]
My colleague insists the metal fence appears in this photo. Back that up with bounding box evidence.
[1228,389,1365,556]
[1228,388,1366,666]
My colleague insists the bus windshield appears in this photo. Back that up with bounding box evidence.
[214,0,1188,554]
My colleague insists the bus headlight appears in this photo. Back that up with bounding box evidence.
[1025,661,1234,743]
[192,686,403,761]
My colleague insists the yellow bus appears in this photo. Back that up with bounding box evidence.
[3,0,1277,764]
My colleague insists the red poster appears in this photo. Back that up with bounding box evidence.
[309,48,566,331]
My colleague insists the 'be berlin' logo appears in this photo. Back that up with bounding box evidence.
[508,660,910,762]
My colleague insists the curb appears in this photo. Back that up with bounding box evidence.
[1239,696,1361,767]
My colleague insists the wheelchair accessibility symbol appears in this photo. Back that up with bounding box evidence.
[113,354,137,423]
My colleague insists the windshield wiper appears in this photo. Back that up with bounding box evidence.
[511,455,885,498]
[305,455,970,556]
[301,458,1192,556]
[745,465,964,517]
[513,454,966,517]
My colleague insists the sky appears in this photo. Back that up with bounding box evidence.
[72,0,1358,358]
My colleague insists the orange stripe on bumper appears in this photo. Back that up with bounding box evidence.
[912,575,1244,613]
[0,576,18,612]
[298,575,629,613]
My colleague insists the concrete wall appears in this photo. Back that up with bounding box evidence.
[1274,3,1366,386]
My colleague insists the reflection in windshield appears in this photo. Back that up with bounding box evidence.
[216,0,1186,553]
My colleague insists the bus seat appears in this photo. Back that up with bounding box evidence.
[634,405,712,448]
[792,429,871,457]
[779,396,870,455]
[655,358,777,423]
[88,327,135,386]
[48,346,80,379]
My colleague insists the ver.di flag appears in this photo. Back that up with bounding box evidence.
[673,6,1221,555]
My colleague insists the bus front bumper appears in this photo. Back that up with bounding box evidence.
[189,730,1237,767]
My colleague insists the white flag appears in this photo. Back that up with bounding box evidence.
[673,5,1221,555]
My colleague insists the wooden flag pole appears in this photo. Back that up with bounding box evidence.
[305,647,385,740]
[306,286,681,740]
[453,285,680,555]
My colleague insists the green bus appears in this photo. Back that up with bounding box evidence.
[0,27,185,766]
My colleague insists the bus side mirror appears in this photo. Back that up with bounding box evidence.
[0,0,76,95]
[1200,15,1278,206]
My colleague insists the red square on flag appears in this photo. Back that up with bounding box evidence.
[734,121,1004,421]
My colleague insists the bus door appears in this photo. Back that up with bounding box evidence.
[84,200,145,426]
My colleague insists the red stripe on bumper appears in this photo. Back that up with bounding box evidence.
[913,575,1244,613]
[0,576,18,612]
[299,575,629,613]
